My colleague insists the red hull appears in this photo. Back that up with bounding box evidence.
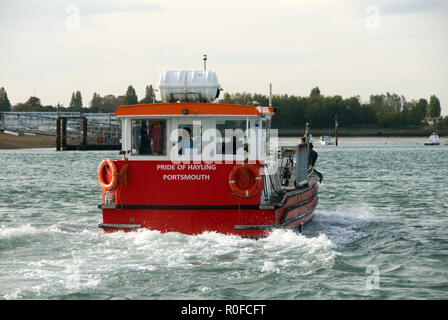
[99,160,318,238]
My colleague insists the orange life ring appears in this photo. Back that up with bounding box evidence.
[228,164,262,197]
[98,158,118,191]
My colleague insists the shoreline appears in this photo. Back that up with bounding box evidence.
[1,128,447,149]
[278,127,448,137]
[0,130,55,149]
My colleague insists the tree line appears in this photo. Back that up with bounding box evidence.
[1,85,445,129]
[0,85,157,113]
[218,88,444,129]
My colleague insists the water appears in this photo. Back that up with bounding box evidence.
[1,137,447,299]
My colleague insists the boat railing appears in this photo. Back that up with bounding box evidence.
[278,147,296,190]
[296,145,308,186]
[275,144,308,190]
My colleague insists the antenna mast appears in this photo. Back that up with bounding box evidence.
[203,54,207,71]
[269,83,272,107]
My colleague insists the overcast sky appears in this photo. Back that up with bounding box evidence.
[1,0,447,115]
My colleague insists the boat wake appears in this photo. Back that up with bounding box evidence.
[305,204,375,246]
[0,205,372,299]
[92,226,338,282]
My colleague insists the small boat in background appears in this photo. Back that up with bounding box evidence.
[317,135,334,145]
[424,132,440,146]
[309,134,314,144]
[4,130,19,136]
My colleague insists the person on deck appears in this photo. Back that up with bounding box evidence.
[299,136,323,183]
[299,137,318,168]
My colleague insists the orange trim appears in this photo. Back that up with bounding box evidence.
[115,103,271,117]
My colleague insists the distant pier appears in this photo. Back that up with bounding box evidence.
[0,112,121,151]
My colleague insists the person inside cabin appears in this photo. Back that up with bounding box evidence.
[178,135,183,155]
[140,121,152,154]
[151,120,164,154]
[232,136,237,155]
[178,127,194,155]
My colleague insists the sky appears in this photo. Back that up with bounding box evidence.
[1,0,447,115]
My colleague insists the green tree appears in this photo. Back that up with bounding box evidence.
[427,95,441,118]
[75,91,83,109]
[26,96,42,107]
[12,96,42,112]
[90,92,102,111]
[405,100,419,124]
[369,94,386,113]
[384,92,403,113]
[416,98,428,117]
[310,87,321,97]
[220,92,233,104]
[0,87,12,111]
[69,93,75,108]
[377,111,399,128]
[140,85,156,104]
[218,89,441,130]
[69,90,83,110]
[218,92,253,105]
[41,105,57,112]
[406,98,427,125]
[101,95,122,113]
[122,85,138,105]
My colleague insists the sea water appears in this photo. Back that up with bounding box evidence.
[0,137,447,299]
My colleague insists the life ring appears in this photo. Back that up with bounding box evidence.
[98,158,118,191]
[228,164,262,197]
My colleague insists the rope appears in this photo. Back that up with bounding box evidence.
[104,163,114,181]
[116,160,130,210]
[237,165,251,189]
[118,161,130,186]
[236,195,242,224]
[268,170,282,196]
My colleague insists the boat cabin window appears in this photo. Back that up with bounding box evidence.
[177,123,202,155]
[262,119,271,156]
[131,119,167,155]
[216,120,246,155]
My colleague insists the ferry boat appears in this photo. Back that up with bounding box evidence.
[97,70,321,238]
[424,132,440,146]
[317,135,334,145]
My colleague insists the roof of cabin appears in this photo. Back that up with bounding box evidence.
[114,103,274,117]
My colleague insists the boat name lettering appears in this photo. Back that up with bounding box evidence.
[163,174,210,181]
[157,164,216,171]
